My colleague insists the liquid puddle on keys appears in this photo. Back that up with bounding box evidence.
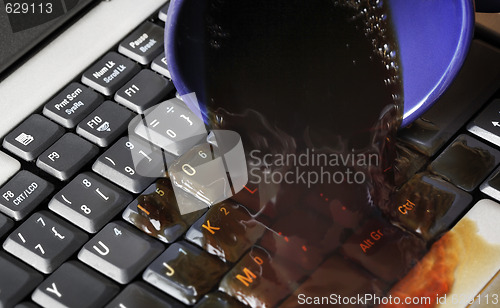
[133,0,496,307]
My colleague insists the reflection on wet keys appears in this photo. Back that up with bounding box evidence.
[259,209,345,271]
[122,179,206,243]
[143,241,228,305]
[280,254,388,307]
[340,215,427,283]
[185,201,265,263]
[219,246,307,308]
[382,173,472,241]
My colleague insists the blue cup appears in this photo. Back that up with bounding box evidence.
[164,0,495,127]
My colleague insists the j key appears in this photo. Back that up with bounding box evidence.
[185,201,265,263]
[78,221,164,284]
[36,133,99,181]
[158,2,170,22]
[115,69,173,113]
[383,173,472,241]
[398,41,500,156]
[428,134,500,192]
[143,241,228,305]
[118,22,164,65]
[122,178,206,243]
[105,282,183,308]
[340,215,426,283]
[468,99,500,147]
[49,172,132,233]
[43,82,103,128]
[133,98,207,156]
[92,137,158,193]
[384,200,500,307]
[81,52,140,96]
[195,292,246,308]
[0,252,43,308]
[151,52,171,78]
[76,101,134,147]
[280,254,388,308]
[218,246,307,308]
[258,209,344,271]
[3,114,64,161]
[0,213,13,238]
[0,170,54,221]
[31,261,119,308]
[3,211,88,274]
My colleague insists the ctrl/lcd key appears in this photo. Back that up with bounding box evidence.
[32,261,119,308]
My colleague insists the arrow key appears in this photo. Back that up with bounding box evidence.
[468,99,500,147]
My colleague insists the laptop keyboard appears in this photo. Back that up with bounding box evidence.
[1,3,500,308]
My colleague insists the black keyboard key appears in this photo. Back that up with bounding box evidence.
[186,201,265,263]
[132,98,207,156]
[81,52,140,96]
[3,211,88,273]
[0,171,54,221]
[0,252,43,308]
[92,137,158,193]
[340,216,426,283]
[115,69,173,113]
[195,292,246,308]
[76,101,134,147]
[428,134,500,192]
[158,2,170,22]
[118,22,164,65]
[122,178,206,243]
[143,241,228,305]
[36,133,99,181]
[78,221,164,284]
[0,213,13,238]
[15,302,40,308]
[151,52,171,78]
[218,246,307,308]
[381,173,472,241]
[42,83,103,128]
[105,282,182,308]
[480,166,500,201]
[398,40,500,156]
[258,209,344,271]
[280,254,387,308]
[3,114,64,161]
[468,99,500,147]
[31,261,119,308]
[49,172,132,233]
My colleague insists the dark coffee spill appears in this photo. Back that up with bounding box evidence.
[187,0,424,304]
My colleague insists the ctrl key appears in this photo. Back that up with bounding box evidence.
[32,261,119,308]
